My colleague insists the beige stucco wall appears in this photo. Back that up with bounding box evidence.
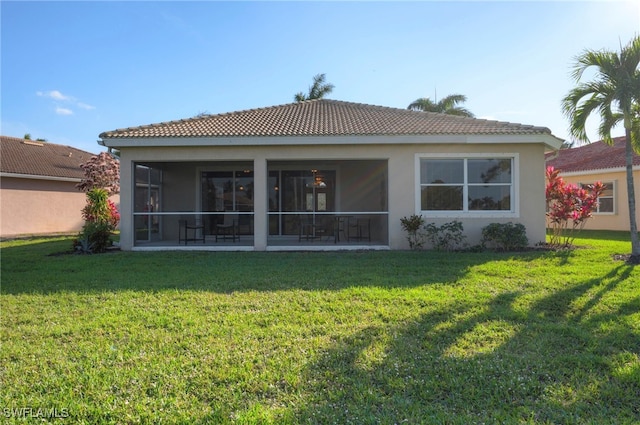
[0,177,86,237]
[0,176,122,238]
[117,141,548,250]
[558,169,640,231]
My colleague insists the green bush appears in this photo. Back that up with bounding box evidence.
[400,214,426,250]
[424,221,466,251]
[481,222,528,251]
[74,222,113,254]
[81,188,111,223]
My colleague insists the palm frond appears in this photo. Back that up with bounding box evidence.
[446,107,475,117]
[408,97,437,111]
[597,106,623,145]
[408,94,474,117]
[294,73,334,102]
[308,73,334,100]
[620,36,640,75]
[438,94,467,109]
[571,49,619,81]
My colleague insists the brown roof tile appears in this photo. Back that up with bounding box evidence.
[545,137,640,173]
[0,135,95,180]
[99,99,555,139]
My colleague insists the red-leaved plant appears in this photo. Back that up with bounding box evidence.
[75,152,120,253]
[76,152,120,195]
[546,166,604,248]
[107,200,120,229]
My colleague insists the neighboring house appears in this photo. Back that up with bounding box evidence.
[1,136,94,237]
[98,99,562,251]
[545,136,640,231]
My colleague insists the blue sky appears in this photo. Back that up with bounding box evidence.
[2,1,639,154]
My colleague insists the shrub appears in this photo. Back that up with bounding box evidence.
[482,222,528,251]
[424,220,466,251]
[81,188,111,223]
[546,166,603,248]
[75,188,120,253]
[74,222,113,254]
[73,235,95,254]
[74,153,120,254]
[400,214,426,250]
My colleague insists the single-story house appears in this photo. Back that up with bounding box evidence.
[98,99,562,251]
[545,136,640,231]
[0,135,95,237]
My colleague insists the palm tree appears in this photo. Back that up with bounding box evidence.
[562,35,640,263]
[294,73,334,102]
[407,94,474,117]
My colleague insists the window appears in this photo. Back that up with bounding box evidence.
[419,156,514,213]
[580,181,614,214]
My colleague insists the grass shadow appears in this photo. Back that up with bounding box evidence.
[293,265,640,424]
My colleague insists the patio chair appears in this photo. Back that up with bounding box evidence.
[316,215,334,241]
[298,215,316,242]
[216,213,239,242]
[347,217,371,242]
[178,218,205,245]
[299,215,333,242]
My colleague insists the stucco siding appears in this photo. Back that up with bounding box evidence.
[0,177,86,237]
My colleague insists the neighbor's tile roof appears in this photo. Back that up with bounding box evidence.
[545,137,640,173]
[100,99,554,139]
[0,135,94,180]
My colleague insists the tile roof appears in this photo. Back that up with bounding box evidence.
[99,99,556,139]
[0,135,94,180]
[545,137,640,173]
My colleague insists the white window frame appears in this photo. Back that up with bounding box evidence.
[415,153,519,218]
[580,180,616,215]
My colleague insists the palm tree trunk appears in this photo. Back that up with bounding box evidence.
[624,128,640,263]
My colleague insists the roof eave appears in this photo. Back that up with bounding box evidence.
[0,172,82,182]
[552,165,640,177]
[100,133,561,149]
[544,135,565,151]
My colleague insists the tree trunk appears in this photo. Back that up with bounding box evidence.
[624,129,640,263]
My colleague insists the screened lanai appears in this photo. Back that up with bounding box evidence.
[132,159,389,249]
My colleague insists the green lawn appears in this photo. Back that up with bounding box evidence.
[1,232,639,424]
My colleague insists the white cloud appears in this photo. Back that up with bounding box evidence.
[37,90,72,101]
[55,107,74,116]
[49,90,71,101]
[77,102,96,110]
[37,89,96,114]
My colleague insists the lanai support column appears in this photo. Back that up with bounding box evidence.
[119,154,134,251]
[253,157,268,251]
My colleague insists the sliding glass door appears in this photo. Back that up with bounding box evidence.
[201,169,254,235]
[269,169,335,236]
[134,165,162,243]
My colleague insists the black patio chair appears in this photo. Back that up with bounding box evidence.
[216,213,239,242]
[178,218,205,245]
